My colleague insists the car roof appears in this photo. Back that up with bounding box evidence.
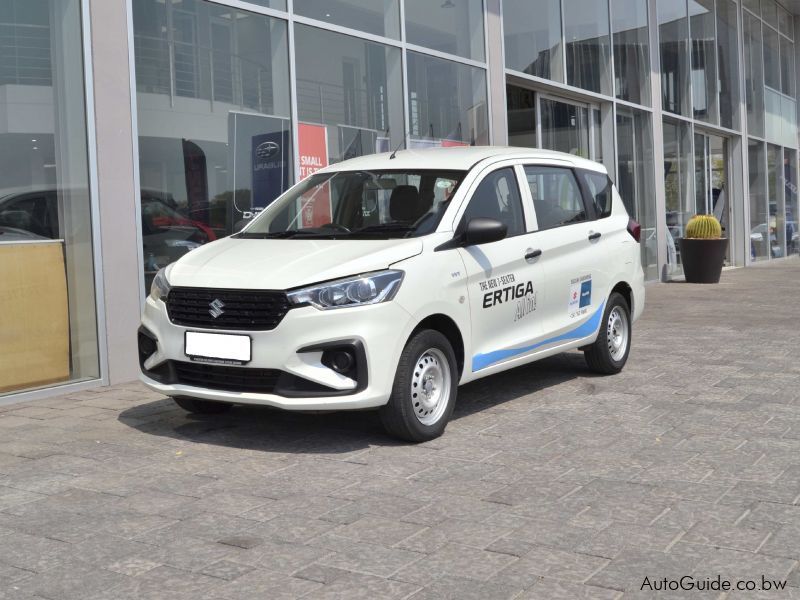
[319,145,607,174]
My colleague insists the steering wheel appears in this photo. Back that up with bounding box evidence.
[319,223,351,233]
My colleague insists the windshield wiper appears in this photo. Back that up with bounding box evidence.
[235,230,298,239]
[352,223,415,234]
[236,229,344,239]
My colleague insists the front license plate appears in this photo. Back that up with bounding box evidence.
[185,331,251,364]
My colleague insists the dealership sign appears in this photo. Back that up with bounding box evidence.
[251,129,290,209]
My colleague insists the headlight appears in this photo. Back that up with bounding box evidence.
[149,266,171,302]
[288,270,404,310]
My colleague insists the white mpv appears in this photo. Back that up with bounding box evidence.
[139,147,645,442]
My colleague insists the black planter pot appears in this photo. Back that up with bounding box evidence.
[679,238,729,284]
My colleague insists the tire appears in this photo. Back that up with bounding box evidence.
[173,396,233,414]
[584,292,632,375]
[380,329,458,443]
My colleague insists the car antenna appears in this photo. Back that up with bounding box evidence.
[389,132,408,160]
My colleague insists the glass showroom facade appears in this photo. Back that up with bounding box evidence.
[0,0,799,399]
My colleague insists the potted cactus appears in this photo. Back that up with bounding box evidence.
[679,214,728,284]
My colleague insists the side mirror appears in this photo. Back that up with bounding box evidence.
[463,217,507,246]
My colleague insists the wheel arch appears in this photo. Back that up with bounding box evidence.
[610,280,633,314]
[410,313,465,379]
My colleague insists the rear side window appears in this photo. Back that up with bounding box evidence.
[461,167,526,236]
[581,170,613,218]
[523,166,587,230]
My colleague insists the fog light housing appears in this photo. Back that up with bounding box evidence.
[299,340,367,393]
[137,326,158,367]
[323,349,355,375]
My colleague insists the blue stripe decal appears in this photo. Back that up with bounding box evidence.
[471,301,606,372]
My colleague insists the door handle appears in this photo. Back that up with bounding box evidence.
[524,249,542,261]
[588,231,602,241]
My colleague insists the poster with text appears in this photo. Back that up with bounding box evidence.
[298,123,331,228]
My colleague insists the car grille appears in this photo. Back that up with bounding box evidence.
[167,287,291,330]
[172,361,281,394]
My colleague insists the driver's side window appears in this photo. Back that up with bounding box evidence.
[460,167,525,236]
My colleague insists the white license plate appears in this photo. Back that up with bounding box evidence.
[185,331,251,363]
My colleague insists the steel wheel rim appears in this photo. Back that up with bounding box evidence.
[607,306,629,362]
[411,348,451,426]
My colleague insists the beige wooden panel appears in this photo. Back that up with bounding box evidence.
[0,242,69,393]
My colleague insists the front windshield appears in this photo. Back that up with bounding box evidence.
[238,169,466,239]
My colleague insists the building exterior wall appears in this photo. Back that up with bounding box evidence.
[0,0,798,400]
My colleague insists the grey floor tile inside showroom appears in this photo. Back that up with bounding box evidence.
[2,259,800,599]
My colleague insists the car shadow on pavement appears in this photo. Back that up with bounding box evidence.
[118,352,595,453]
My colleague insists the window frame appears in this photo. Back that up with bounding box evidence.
[520,163,597,232]
[456,165,529,239]
[576,168,613,220]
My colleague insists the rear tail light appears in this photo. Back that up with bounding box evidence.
[627,218,641,243]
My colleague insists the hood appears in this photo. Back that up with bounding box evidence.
[167,236,423,290]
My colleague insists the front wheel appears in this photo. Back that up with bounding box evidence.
[173,396,232,414]
[584,292,632,375]
[380,330,458,443]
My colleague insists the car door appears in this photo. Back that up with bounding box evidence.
[454,165,545,373]
[520,164,609,340]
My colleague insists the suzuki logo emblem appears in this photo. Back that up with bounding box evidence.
[208,299,225,319]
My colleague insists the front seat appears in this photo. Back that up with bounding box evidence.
[389,185,431,223]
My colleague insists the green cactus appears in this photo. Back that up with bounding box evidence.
[685,214,722,239]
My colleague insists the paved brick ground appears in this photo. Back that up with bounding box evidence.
[2,260,800,599]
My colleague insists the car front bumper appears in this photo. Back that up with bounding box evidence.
[138,295,415,411]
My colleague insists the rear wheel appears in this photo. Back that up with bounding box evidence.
[173,396,232,414]
[380,330,457,443]
[584,292,631,375]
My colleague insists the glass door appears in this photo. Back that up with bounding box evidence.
[506,85,603,163]
[540,96,591,158]
[786,149,799,256]
[694,131,731,262]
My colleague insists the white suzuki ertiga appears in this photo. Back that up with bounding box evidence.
[139,147,645,442]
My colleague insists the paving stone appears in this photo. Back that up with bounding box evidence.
[199,560,254,582]
[229,539,329,573]
[23,559,128,600]
[0,531,71,572]
[192,491,269,516]
[576,522,684,558]
[696,546,797,581]
[69,535,155,569]
[517,579,623,599]
[313,535,424,578]
[0,508,99,544]
[254,514,339,544]
[492,546,609,587]
[105,556,162,577]
[333,515,425,546]
[682,521,772,552]
[293,564,350,584]
[113,490,200,516]
[0,562,35,586]
[97,565,223,599]
[206,568,321,600]
[304,572,420,599]
[393,543,517,584]
[424,517,514,549]
[149,535,240,571]
[406,575,521,600]
[587,547,711,592]
[0,262,799,597]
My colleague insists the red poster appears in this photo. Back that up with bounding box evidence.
[298,123,331,228]
[442,139,469,148]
